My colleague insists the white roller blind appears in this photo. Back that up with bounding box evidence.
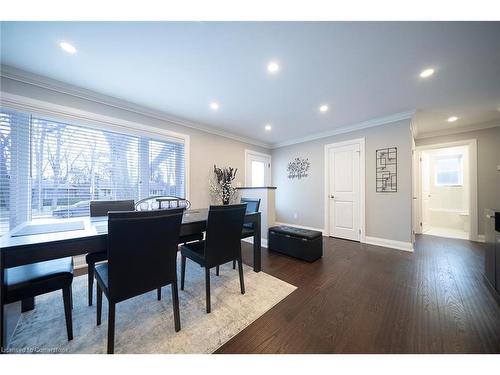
[0,107,186,234]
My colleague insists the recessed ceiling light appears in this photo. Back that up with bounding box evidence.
[264,124,272,131]
[209,102,219,111]
[267,61,279,73]
[419,68,434,78]
[59,41,77,54]
[447,116,459,122]
[319,104,329,113]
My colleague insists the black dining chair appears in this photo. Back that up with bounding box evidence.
[1,257,74,344]
[95,208,183,354]
[180,204,247,313]
[232,198,261,269]
[86,199,135,306]
[135,195,203,245]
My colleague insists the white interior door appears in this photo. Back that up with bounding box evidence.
[245,151,271,187]
[328,143,360,241]
[421,151,431,232]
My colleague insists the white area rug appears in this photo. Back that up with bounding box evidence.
[7,258,296,354]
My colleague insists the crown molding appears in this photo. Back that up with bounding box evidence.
[271,110,415,148]
[0,65,272,149]
[1,65,420,150]
[415,120,500,139]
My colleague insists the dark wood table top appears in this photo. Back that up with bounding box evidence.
[0,208,259,252]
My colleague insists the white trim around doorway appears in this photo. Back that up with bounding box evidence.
[415,139,478,241]
[244,149,272,187]
[324,138,366,242]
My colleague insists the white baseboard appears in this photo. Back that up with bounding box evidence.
[273,221,326,235]
[364,236,414,252]
[477,234,485,243]
[242,237,268,248]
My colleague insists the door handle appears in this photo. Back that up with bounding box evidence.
[330,195,335,199]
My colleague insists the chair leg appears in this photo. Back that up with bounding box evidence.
[180,254,186,291]
[238,258,245,295]
[233,259,236,269]
[69,284,73,310]
[107,303,115,354]
[96,283,103,326]
[205,267,211,313]
[88,262,95,306]
[171,277,181,332]
[216,265,219,276]
[62,285,73,341]
[157,287,161,301]
[87,263,95,306]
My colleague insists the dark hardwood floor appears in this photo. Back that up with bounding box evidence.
[216,235,500,353]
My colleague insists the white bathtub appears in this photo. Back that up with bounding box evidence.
[429,208,469,231]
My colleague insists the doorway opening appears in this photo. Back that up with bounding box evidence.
[415,140,477,241]
[245,150,271,187]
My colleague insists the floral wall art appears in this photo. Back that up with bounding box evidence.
[287,157,310,179]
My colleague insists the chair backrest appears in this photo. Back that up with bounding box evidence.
[106,209,183,303]
[90,200,135,217]
[204,204,246,268]
[135,196,191,211]
[241,197,261,213]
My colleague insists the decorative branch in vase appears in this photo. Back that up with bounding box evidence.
[209,165,240,205]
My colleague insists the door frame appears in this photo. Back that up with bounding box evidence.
[414,139,478,241]
[324,138,366,242]
[244,149,272,187]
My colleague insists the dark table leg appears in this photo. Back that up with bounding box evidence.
[253,213,261,272]
[21,297,35,312]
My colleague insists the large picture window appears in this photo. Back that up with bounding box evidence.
[0,107,187,235]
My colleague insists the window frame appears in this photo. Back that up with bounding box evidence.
[433,153,464,187]
[0,97,190,232]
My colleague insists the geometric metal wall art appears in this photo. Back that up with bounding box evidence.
[287,157,311,179]
[376,147,397,192]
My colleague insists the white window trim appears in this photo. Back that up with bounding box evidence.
[0,92,191,201]
[244,149,272,187]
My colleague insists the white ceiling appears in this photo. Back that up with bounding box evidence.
[1,21,499,147]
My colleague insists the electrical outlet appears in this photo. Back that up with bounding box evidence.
[293,212,298,219]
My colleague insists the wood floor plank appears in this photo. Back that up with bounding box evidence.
[216,234,500,353]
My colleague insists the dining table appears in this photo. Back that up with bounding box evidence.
[0,208,261,350]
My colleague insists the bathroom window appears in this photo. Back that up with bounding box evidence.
[434,154,463,186]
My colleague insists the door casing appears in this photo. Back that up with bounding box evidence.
[245,149,272,187]
[414,139,478,241]
[324,138,366,242]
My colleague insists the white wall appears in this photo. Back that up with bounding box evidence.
[272,119,413,243]
[0,76,271,209]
